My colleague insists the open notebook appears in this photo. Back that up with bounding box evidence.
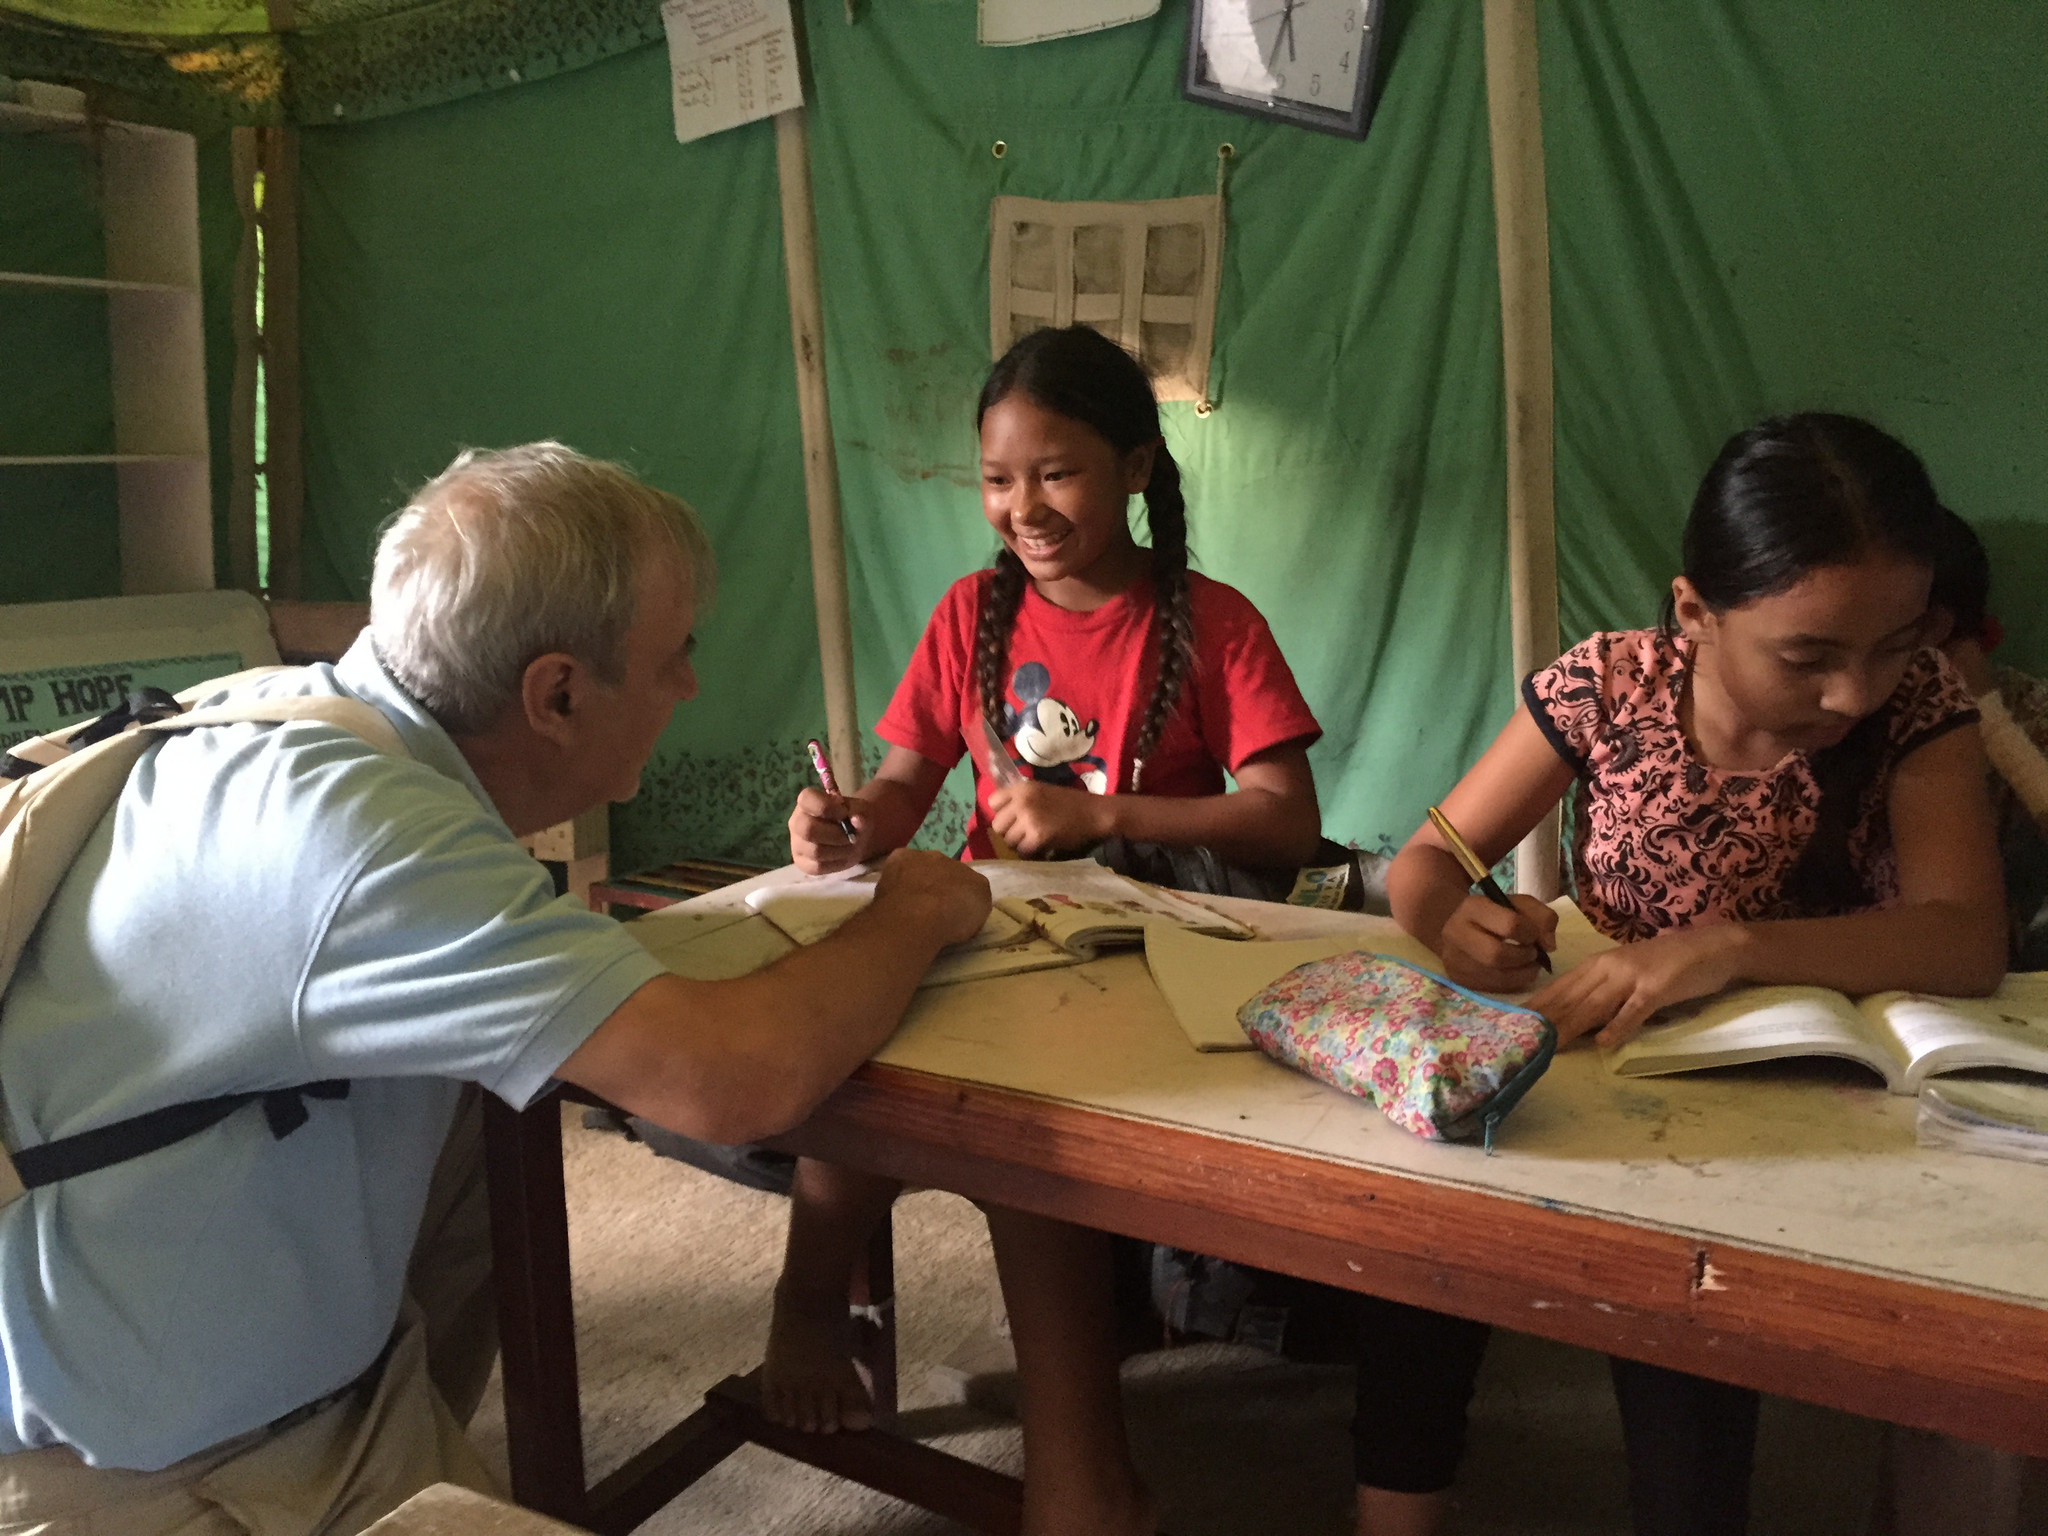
[745,859,1251,987]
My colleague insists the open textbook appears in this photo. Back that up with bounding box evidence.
[745,859,1252,986]
[1603,972,2048,1094]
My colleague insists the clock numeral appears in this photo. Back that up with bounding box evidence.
[1272,70,1285,94]
[1344,7,1356,30]
[1340,52,1350,72]
[1310,73,1321,97]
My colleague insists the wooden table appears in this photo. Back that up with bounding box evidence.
[486,885,2048,1533]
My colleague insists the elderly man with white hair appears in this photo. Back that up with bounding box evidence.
[0,444,989,1535]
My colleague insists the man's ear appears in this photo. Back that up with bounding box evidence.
[1669,576,1717,643]
[518,652,583,748]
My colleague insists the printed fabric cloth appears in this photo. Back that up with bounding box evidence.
[879,569,1321,860]
[1524,629,1977,942]
[1237,952,1553,1141]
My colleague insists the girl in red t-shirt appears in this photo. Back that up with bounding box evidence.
[1384,413,2006,1536]
[771,325,1323,1535]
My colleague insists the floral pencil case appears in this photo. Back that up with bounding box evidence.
[1236,951,1556,1145]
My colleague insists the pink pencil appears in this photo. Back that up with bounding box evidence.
[806,739,858,845]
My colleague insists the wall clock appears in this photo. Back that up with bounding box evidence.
[1182,0,1386,140]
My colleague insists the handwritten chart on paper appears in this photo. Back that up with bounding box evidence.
[661,0,801,144]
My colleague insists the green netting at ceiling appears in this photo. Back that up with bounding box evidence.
[0,0,660,126]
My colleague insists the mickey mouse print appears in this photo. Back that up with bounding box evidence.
[1004,662,1109,794]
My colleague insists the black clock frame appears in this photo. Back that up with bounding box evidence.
[1181,0,1387,141]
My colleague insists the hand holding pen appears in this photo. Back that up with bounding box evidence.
[789,739,865,876]
[1426,804,1555,978]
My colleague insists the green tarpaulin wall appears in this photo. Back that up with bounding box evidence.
[8,1,2046,875]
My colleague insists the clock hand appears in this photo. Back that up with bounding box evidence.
[1264,0,1298,67]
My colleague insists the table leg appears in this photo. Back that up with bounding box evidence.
[850,1207,898,1421]
[484,1093,590,1525]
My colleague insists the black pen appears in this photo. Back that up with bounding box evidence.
[1427,805,1552,972]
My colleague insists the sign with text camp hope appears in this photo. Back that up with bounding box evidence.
[0,653,244,754]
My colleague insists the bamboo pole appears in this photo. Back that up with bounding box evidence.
[1483,0,1562,899]
[258,124,304,600]
[227,128,261,594]
[774,105,863,790]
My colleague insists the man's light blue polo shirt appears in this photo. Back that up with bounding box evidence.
[0,636,668,1469]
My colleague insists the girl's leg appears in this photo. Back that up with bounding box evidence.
[761,1157,904,1433]
[1870,1425,2023,1536]
[1352,1296,1492,1536]
[983,1206,1155,1536]
[1609,1357,1758,1536]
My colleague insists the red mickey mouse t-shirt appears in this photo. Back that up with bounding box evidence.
[877,569,1322,859]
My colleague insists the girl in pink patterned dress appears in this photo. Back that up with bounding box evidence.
[1383,414,2008,1536]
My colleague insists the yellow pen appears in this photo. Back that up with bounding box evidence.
[1427,805,1552,972]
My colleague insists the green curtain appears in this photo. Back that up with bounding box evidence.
[295,45,823,869]
[1541,2,2048,666]
[804,0,1512,858]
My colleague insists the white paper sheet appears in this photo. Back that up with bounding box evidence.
[661,0,802,145]
[978,0,1158,46]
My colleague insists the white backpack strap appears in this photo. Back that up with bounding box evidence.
[0,692,410,1038]
[150,696,410,761]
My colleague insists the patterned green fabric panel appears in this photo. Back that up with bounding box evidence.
[613,737,818,873]
[0,0,660,127]
[0,10,284,125]
[610,734,973,875]
[287,0,662,126]
[4,1,263,36]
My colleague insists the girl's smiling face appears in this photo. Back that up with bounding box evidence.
[978,392,1156,609]
[1675,552,1937,759]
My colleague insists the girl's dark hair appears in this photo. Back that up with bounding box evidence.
[1671,413,1948,916]
[1928,507,1991,644]
[972,325,1193,787]
[1666,412,1947,628]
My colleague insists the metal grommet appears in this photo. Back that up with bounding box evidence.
[1194,399,1215,417]
[991,140,1007,158]
[1218,142,1235,160]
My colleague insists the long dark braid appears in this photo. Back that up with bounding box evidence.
[973,549,1030,734]
[1129,447,1194,790]
[972,327,1196,788]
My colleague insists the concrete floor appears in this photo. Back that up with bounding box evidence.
[465,1106,2041,1535]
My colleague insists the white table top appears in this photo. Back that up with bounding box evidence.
[635,870,2048,1310]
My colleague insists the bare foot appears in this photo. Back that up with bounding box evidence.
[760,1281,874,1434]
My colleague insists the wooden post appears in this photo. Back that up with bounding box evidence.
[1482,0,1562,898]
[227,129,262,594]
[258,124,304,601]
[774,106,864,790]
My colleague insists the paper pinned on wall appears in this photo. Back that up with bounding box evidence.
[978,0,1159,47]
[661,0,802,145]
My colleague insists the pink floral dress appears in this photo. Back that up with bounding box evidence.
[1524,630,1977,944]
